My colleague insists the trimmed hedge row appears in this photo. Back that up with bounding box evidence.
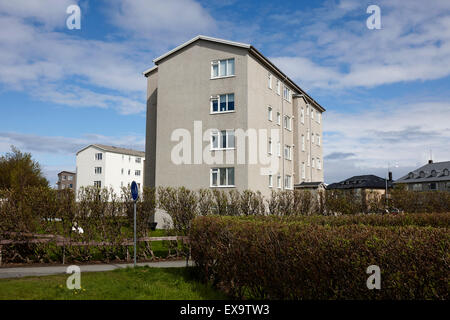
[190,215,449,300]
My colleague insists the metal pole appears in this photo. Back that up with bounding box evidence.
[134,201,137,267]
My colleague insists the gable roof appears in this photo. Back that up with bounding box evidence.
[143,35,325,112]
[76,144,145,157]
[395,161,450,184]
[327,175,392,190]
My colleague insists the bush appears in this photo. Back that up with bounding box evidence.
[190,215,449,300]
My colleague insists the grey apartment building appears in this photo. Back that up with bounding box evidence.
[143,36,325,198]
[57,171,76,191]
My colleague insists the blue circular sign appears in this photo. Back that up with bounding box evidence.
[131,181,139,201]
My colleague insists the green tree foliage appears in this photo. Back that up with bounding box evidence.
[0,146,49,190]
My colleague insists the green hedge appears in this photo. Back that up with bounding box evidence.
[190,215,449,300]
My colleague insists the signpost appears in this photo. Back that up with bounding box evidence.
[131,181,139,267]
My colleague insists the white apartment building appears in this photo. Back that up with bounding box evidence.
[76,144,145,197]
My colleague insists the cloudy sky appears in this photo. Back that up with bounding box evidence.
[1,0,450,185]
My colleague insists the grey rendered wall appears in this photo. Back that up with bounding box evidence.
[153,39,249,191]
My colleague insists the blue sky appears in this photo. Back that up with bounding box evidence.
[1,0,450,185]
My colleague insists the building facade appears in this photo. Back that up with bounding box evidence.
[76,144,145,196]
[57,171,76,191]
[395,160,450,191]
[143,36,325,199]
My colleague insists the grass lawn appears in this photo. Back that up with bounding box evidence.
[0,267,227,300]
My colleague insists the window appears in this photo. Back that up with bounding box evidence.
[302,162,306,179]
[443,169,449,176]
[317,112,321,123]
[268,138,272,155]
[430,183,437,190]
[121,168,124,175]
[284,175,292,189]
[306,105,310,116]
[317,158,322,170]
[211,58,235,78]
[121,181,123,187]
[307,153,310,166]
[277,175,281,188]
[129,156,131,162]
[94,167,102,174]
[68,176,73,181]
[284,115,291,130]
[277,142,281,157]
[268,106,273,121]
[135,158,141,163]
[135,170,141,176]
[307,129,310,141]
[211,130,235,150]
[312,133,315,144]
[283,86,291,102]
[317,135,321,146]
[138,183,141,189]
[277,112,281,125]
[284,145,292,160]
[268,73,272,89]
[95,153,102,160]
[69,184,73,188]
[211,93,235,113]
[62,175,67,180]
[128,169,131,175]
[301,135,305,151]
[312,158,315,168]
[269,175,273,188]
[211,167,235,187]
[311,108,315,120]
[301,107,304,124]
[94,181,101,188]
[276,80,281,95]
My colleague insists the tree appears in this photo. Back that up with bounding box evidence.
[0,146,49,190]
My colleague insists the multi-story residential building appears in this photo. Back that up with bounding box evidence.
[76,144,145,196]
[56,171,76,191]
[143,35,325,199]
[395,160,450,191]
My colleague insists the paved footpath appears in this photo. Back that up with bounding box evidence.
[0,260,194,279]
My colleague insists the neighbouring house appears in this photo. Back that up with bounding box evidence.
[327,175,393,201]
[76,144,145,197]
[395,160,450,191]
[143,35,325,200]
[57,171,76,191]
[294,181,327,192]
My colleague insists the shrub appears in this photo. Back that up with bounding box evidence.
[190,215,449,300]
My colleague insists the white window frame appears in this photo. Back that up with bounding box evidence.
[94,167,102,174]
[268,73,272,89]
[284,115,291,130]
[317,135,321,146]
[269,175,273,188]
[277,141,281,157]
[301,107,304,124]
[276,80,281,95]
[210,167,235,187]
[311,108,315,120]
[135,157,141,163]
[95,153,102,160]
[284,145,292,160]
[283,86,291,102]
[211,93,235,114]
[312,133,315,144]
[94,181,101,188]
[135,170,141,176]
[277,175,281,189]
[317,158,322,170]
[302,162,306,179]
[211,58,235,79]
[277,112,281,125]
[268,106,273,121]
[211,130,235,150]
[312,158,315,168]
[284,175,292,190]
[301,135,305,151]
[317,112,321,124]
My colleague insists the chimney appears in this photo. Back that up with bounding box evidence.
[388,171,393,181]
[428,159,433,164]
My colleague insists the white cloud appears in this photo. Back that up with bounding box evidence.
[323,100,450,183]
[105,0,216,47]
[269,0,450,90]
